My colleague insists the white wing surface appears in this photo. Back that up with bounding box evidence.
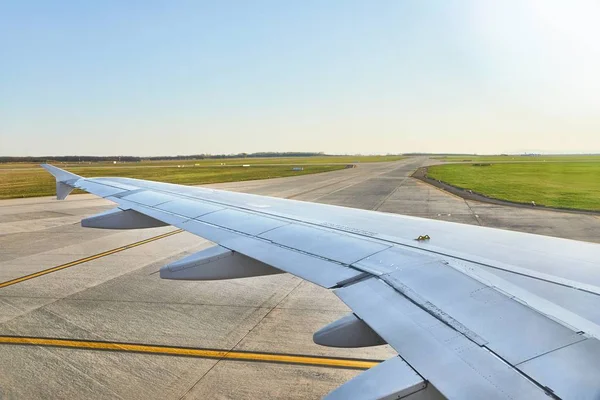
[42,164,600,399]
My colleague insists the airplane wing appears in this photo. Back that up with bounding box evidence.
[42,164,600,399]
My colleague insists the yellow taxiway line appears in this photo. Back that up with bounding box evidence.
[0,224,380,370]
[0,229,183,289]
[0,336,380,370]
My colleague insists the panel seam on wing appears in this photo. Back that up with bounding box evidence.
[128,203,371,275]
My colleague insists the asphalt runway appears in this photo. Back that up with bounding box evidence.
[1,157,599,399]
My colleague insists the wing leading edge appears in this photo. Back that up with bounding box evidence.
[41,164,600,399]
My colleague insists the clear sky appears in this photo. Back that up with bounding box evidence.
[1,0,599,156]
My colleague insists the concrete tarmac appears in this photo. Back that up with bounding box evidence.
[1,157,599,399]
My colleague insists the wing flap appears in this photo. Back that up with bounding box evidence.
[518,338,600,399]
[335,277,549,399]
[380,258,586,365]
[325,356,428,400]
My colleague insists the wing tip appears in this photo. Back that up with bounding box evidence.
[40,164,81,200]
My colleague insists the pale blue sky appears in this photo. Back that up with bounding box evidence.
[1,0,599,156]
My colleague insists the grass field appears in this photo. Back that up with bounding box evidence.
[433,155,600,163]
[0,155,403,170]
[0,155,402,199]
[427,159,600,211]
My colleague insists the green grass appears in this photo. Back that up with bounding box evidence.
[427,162,600,211]
[0,164,351,199]
[433,154,600,163]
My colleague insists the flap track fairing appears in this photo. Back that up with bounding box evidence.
[160,245,283,280]
[81,207,168,229]
[313,313,386,348]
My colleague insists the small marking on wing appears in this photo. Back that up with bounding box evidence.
[247,203,271,208]
[320,222,377,237]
